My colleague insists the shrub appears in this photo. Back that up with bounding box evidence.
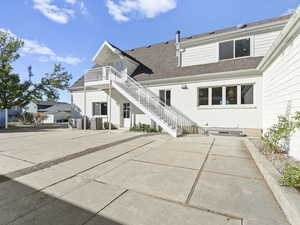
[279,164,300,188]
[130,123,159,133]
[294,112,300,128]
[34,112,48,124]
[17,112,34,124]
[103,122,116,130]
[262,113,298,153]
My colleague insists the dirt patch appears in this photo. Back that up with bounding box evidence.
[249,138,300,173]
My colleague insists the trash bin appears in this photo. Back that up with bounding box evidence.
[68,119,77,128]
[90,117,103,130]
[76,118,83,129]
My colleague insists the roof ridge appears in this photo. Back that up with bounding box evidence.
[123,14,291,52]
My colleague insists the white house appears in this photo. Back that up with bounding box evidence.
[70,10,300,159]
[42,103,81,124]
[24,101,60,114]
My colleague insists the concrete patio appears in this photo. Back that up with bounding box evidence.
[0,129,289,225]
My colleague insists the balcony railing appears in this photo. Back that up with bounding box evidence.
[84,66,200,136]
[84,66,123,82]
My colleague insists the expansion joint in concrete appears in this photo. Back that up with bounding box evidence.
[185,138,215,204]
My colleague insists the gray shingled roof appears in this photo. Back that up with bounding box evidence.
[45,103,72,114]
[70,14,291,90]
[38,101,57,106]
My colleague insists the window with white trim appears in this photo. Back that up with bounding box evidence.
[92,102,107,116]
[219,38,251,60]
[197,84,254,106]
[241,84,254,104]
[123,103,130,119]
[198,88,209,106]
[159,89,171,106]
[226,86,237,105]
[212,87,223,105]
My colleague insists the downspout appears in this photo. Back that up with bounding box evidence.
[176,30,182,67]
[109,79,112,134]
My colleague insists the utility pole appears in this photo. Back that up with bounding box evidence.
[83,74,87,131]
[109,79,112,134]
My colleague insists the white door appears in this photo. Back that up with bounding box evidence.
[123,103,131,128]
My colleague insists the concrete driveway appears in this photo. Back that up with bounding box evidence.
[0,129,289,225]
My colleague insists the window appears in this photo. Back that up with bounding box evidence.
[226,86,237,105]
[198,88,209,106]
[219,41,234,60]
[159,90,171,106]
[212,87,223,105]
[241,85,254,104]
[219,38,251,60]
[114,61,125,73]
[235,38,250,58]
[123,103,130,119]
[92,102,107,116]
[197,84,254,107]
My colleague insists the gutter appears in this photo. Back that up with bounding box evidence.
[138,69,261,86]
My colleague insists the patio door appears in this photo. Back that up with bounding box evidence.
[122,103,131,128]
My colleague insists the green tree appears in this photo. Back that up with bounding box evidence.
[38,64,72,101]
[0,30,72,127]
[0,31,34,109]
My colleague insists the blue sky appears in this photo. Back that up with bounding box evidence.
[1,0,299,103]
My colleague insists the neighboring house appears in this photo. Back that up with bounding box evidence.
[70,10,300,159]
[24,101,63,114]
[42,103,80,124]
[0,107,22,127]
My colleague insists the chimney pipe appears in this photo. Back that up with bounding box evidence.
[176,30,181,44]
[176,30,181,67]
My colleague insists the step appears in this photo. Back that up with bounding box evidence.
[206,127,245,136]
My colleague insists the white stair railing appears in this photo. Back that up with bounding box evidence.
[85,66,200,136]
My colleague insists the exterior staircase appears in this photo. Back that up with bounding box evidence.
[85,66,202,137]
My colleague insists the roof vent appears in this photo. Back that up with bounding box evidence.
[146,45,152,48]
[236,24,247,29]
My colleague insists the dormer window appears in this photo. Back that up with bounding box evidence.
[219,38,251,60]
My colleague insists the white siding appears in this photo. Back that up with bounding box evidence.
[145,76,262,129]
[254,31,280,56]
[182,31,281,67]
[72,89,129,128]
[263,31,300,160]
[72,74,262,132]
[182,43,218,67]
[43,115,54,124]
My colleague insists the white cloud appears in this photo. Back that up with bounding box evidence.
[65,0,76,4]
[106,0,176,22]
[23,39,56,56]
[282,8,295,16]
[0,28,82,66]
[54,56,82,65]
[79,1,88,15]
[33,0,75,24]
